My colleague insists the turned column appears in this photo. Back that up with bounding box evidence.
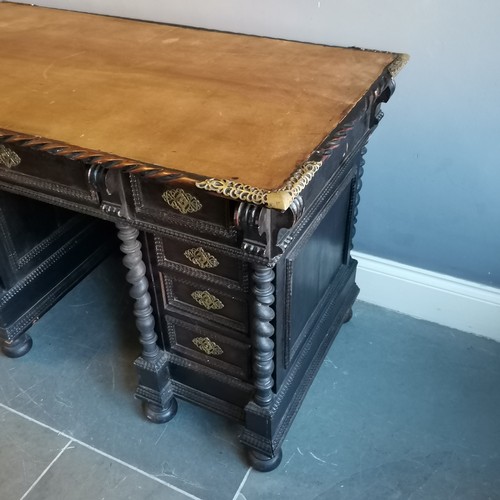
[251,264,276,408]
[116,222,177,423]
[245,262,283,471]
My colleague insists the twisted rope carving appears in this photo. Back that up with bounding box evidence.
[0,129,192,183]
[250,264,276,407]
[116,222,160,361]
[1,119,356,210]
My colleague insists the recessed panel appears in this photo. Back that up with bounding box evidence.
[288,186,350,360]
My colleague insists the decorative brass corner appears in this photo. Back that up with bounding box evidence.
[387,53,410,77]
[191,290,224,310]
[280,161,321,196]
[184,247,219,269]
[0,145,21,169]
[162,188,202,214]
[192,337,224,356]
[195,161,321,211]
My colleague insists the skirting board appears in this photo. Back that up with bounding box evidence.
[352,251,500,342]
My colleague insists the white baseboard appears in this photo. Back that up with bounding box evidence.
[352,251,500,342]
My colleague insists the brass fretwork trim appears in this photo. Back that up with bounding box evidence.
[195,161,321,211]
[192,337,224,356]
[0,145,21,169]
[387,53,410,77]
[184,247,219,269]
[162,188,202,214]
[191,290,224,310]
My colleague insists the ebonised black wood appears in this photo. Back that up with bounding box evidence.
[0,191,114,356]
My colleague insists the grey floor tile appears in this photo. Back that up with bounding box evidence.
[0,256,248,500]
[0,407,70,500]
[240,303,500,499]
[24,442,191,500]
[3,255,500,500]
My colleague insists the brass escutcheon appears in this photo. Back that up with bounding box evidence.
[192,336,223,356]
[191,290,224,310]
[0,145,21,169]
[184,247,219,269]
[161,188,202,214]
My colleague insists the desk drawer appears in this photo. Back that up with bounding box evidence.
[0,143,98,205]
[130,176,236,241]
[162,273,248,333]
[164,315,251,381]
[153,235,247,289]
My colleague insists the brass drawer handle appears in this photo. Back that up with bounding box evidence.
[192,336,223,356]
[191,290,224,310]
[0,145,21,168]
[161,188,202,214]
[184,247,219,269]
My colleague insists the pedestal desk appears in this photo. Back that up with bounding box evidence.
[0,3,407,471]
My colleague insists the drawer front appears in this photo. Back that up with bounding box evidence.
[0,143,99,205]
[164,316,251,381]
[153,235,247,289]
[162,273,248,333]
[130,176,236,240]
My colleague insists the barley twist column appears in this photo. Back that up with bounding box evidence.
[251,264,276,407]
[245,262,282,471]
[350,144,368,248]
[116,222,159,360]
[116,222,177,423]
[344,143,369,325]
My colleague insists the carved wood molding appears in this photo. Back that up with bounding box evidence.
[234,195,304,262]
[0,129,196,184]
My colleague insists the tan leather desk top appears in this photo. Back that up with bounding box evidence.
[0,2,405,207]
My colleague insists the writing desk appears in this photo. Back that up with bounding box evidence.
[0,2,406,471]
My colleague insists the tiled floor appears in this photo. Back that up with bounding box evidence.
[1,254,499,500]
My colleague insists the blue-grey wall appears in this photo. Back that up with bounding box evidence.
[12,0,500,287]
[354,2,500,288]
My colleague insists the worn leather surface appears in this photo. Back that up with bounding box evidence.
[0,3,397,190]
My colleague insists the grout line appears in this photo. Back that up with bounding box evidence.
[69,439,204,500]
[19,439,73,500]
[0,403,204,500]
[231,466,252,500]
[0,403,76,438]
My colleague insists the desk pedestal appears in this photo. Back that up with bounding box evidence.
[0,191,114,356]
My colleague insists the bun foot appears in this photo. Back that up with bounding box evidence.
[144,398,178,424]
[2,333,33,358]
[343,307,353,324]
[247,448,283,472]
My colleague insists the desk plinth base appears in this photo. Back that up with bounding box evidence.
[135,354,178,424]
